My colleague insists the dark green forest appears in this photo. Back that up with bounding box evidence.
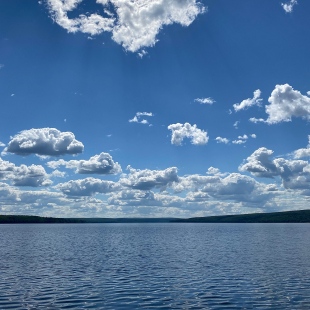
[0,210,310,224]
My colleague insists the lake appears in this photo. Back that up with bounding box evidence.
[0,223,309,309]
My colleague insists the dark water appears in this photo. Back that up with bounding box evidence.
[0,223,310,309]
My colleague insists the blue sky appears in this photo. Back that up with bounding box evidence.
[1,0,310,218]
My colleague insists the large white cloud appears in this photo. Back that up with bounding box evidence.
[173,171,275,206]
[239,147,279,178]
[233,89,262,112]
[239,146,310,194]
[168,122,209,145]
[120,166,179,190]
[5,128,84,156]
[12,165,52,187]
[47,152,122,174]
[56,177,119,196]
[251,84,310,124]
[46,0,205,52]
[0,158,51,187]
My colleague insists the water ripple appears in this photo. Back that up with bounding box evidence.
[0,223,310,309]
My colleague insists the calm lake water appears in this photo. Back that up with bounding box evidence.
[0,223,310,309]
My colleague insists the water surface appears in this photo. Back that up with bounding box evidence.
[0,223,309,309]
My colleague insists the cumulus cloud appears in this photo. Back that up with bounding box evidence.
[240,146,310,194]
[233,89,262,112]
[173,172,274,206]
[253,84,310,124]
[0,142,5,147]
[215,137,229,144]
[12,165,52,187]
[239,147,279,178]
[108,189,159,207]
[5,128,84,156]
[194,97,215,105]
[46,0,205,52]
[120,166,179,190]
[47,152,122,174]
[168,122,208,146]
[294,135,310,159]
[282,0,297,13]
[0,158,51,187]
[56,177,119,196]
[0,158,15,179]
[129,112,153,125]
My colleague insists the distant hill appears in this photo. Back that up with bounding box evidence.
[1,210,310,224]
[0,215,174,224]
[0,215,85,224]
[171,210,310,223]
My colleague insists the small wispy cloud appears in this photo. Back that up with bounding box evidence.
[233,121,239,129]
[281,0,297,13]
[129,112,154,125]
[233,89,262,112]
[194,97,215,105]
[215,137,229,144]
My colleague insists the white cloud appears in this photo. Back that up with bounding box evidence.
[249,117,265,124]
[256,84,310,124]
[120,166,179,190]
[250,134,257,139]
[56,177,119,196]
[5,128,84,156]
[138,49,148,58]
[0,158,51,187]
[129,112,153,125]
[47,152,122,175]
[194,97,215,105]
[239,147,279,178]
[238,134,248,140]
[233,121,239,129]
[233,89,262,112]
[239,146,310,194]
[281,0,297,13]
[0,158,15,179]
[294,135,310,159]
[215,137,229,144]
[0,142,5,147]
[46,0,205,52]
[168,122,209,146]
[12,165,52,187]
[173,172,275,206]
[232,140,246,145]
